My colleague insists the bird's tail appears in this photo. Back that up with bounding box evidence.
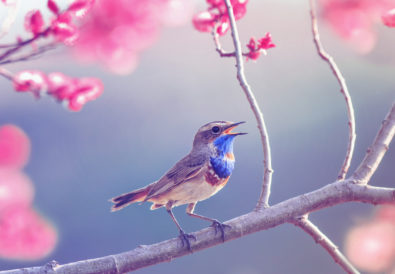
[110,187,149,212]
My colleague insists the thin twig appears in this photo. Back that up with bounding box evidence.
[292,215,360,274]
[0,43,57,65]
[0,28,51,62]
[0,67,14,80]
[353,102,395,184]
[211,27,235,57]
[223,0,273,210]
[309,0,356,180]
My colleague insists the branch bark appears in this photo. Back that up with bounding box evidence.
[3,182,394,274]
[292,215,360,274]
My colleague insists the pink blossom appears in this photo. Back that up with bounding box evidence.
[47,0,59,15]
[72,0,187,74]
[0,169,34,213]
[0,207,57,260]
[382,8,395,27]
[319,0,395,53]
[193,11,216,32]
[245,33,275,61]
[193,0,248,36]
[0,125,30,169]
[13,70,47,93]
[50,13,79,46]
[46,72,75,100]
[345,220,395,272]
[68,0,95,18]
[12,70,103,111]
[24,10,44,36]
[67,78,103,111]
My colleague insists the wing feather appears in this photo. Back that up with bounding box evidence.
[144,153,206,200]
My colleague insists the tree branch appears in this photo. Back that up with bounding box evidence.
[352,102,395,184]
[3,182,394,274]
[292,215,360,274]
[309,0,356,180]
[223,0,274,210]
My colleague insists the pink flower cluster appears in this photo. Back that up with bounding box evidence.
[320,0,395,53]
[24,0,95,45]
[12,71,103,112]
[72,0,192,75]
[345,205,395,273]
[246,33,276,61]
[193,0,248,36]
[0,125,57,260]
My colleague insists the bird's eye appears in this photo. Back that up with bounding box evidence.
[211,126,220,134]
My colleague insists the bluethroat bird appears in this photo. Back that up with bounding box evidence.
[110,121,246,250]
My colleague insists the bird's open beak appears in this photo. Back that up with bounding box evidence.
[223,121,247,135]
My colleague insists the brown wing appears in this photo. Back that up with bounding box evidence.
[144,152,207,200]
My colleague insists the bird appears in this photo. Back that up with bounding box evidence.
[110,121,246,250]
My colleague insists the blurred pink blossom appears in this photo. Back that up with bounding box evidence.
[0,125,58,260]
[345,205,395,273]
[0,125,30,169]
[0,169,34,213]
[382,8,395,27]
[24,10,45,36]
[193,0,248,36]
[0,207,57,260]
[12,70,103,112]
[319,0,395,54]
[72,0,192,74]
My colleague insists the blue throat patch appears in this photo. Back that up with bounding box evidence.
[210,134,236,178]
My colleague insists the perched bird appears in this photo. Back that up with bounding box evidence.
[110,121,246,249]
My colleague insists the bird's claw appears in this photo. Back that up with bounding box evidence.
[179,229,196,251]
[211,220,231,242]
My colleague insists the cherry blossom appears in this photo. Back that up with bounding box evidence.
[246,33,275,61]
[319,0,395,53]
[0,207,57,260]
[24,10,44,36]
[193,0,248,36]
[0,125,30,169]
[382,8,395,27]
[72,0,190,74]
[0,125,58,260]
[345,205,395,273]
[12,70,103,112]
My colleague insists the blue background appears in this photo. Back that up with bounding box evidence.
[0,1,394,273]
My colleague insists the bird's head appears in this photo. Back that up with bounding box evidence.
[193,121,246,148]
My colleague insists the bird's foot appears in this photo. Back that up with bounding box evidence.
[211,220,231,242]
[178,229,196,251]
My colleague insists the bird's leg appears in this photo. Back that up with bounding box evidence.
[166,205,196,251]
[186,202,231,242]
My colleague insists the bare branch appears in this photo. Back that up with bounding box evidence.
[353,102,395,184]
[0,28,51,62]
[223,0,273,209]
[211,27,235,57]
[0,43,57,65]
[0,67,14,80]
[309,0,356,180]
[2,182,394,274]
[292,215,359,274]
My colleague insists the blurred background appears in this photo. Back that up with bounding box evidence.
[0,0,394,273]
